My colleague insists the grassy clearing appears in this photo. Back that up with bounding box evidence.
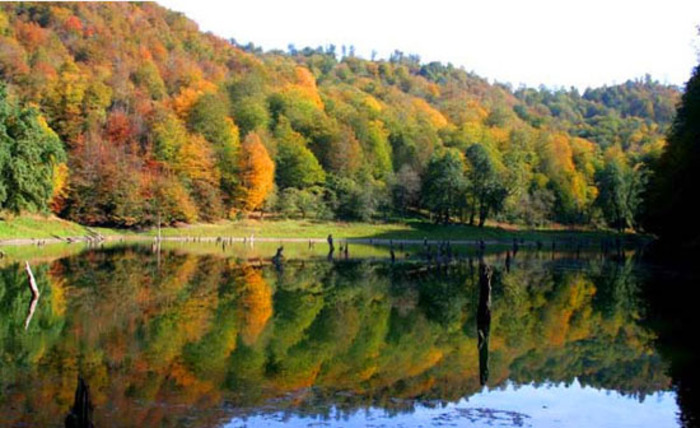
[149,218,642,245]
[0,215,92,240]
[1,215,646,246]
[0,214,133,241]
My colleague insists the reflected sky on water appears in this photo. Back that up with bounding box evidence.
[226,380,678,427]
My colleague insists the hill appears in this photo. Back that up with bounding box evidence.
[0,2,682,230]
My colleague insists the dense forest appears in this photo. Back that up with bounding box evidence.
[0,2,683,230]
[644,64,700,249]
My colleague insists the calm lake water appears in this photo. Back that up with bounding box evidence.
[0,242,696,427]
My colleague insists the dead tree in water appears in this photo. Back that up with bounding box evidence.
[272,246,284,270]
[24,262,40,330]
[25,261,39,297]
[477,262,492,386]
[65,376,94,428]
[327,234,335,261]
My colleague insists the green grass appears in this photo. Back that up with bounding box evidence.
[148,218,644,245]
[0,214,132,241]
[0,215,92,240]
[1,215,646,246]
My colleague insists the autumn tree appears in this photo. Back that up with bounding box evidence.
[43,61,87,144]
[176,134,224,220]
[187,93,241,204]
[237,132,274,213]
[151,109,188,165]
[63,132,145,226]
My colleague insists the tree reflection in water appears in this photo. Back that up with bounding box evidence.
[0,244,684,426]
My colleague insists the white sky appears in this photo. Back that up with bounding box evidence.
[158,0,700,90]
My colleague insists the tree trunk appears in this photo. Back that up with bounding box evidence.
[478,205,488,228]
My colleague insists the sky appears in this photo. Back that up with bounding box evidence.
[159,0,700,90]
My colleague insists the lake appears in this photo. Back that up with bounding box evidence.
[0,241,695,427]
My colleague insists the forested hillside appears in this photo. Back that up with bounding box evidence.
[0,2,681,229]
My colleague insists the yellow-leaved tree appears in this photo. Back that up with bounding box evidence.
[237,132,275,213]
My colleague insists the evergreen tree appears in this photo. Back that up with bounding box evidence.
[0,84,65,213]
[645,63,700,248]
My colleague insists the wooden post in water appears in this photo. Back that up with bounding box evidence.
[327,234,335,261]
[65,376,94,428]
[272,246,284,270]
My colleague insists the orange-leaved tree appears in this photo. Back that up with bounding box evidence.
[237,132,274,213]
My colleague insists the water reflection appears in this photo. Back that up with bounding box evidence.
[224,381,678,428]
[0,244,684,426]
[477,261,492,386]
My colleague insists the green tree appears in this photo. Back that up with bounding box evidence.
[327,174,382,221]
[228,73,270,137]
[187,93,240,203]
[277,186,329,219]
[645,63,700,247]
[274,117,326,189]
[421,149,468,223]
[465,144,508,226]
[0,84,65,213]
[392,164,421,216]
[595,155,646,232]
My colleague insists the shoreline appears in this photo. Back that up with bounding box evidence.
[1,216,647,249]
[0,234,637,248]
